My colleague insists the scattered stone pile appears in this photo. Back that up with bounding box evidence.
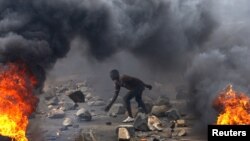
[34,80,197,141]
[116,95,192,141]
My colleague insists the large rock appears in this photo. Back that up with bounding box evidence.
[133,113,149,131]
[151,105,169,117]
[155,95,170,106]
[68,90,85,103]
[108,103,126,115]
[76,108,92,121]
[165,108,181,120]
[63,117,73,126]
[48,109,65,119]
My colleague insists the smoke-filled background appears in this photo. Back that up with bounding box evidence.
[0,0,250,126]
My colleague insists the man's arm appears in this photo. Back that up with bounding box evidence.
[105,82,120,112]
[143,82,152,90]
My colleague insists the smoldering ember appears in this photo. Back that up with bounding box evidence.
[0,0,250,141]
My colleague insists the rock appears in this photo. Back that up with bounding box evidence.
[48,105,54,110]
[91,96,103,101]
[158,128,172,138]
[147,115,163,131]
[108,103,126,115]
[117,125,135,140]
[177,129,187,136]
[44,91,56,100]
[165,108,181,120]
[48,109,65,119]
[76,82,87,88]
[109,112,117,117]
[76,129,97,141]
[106,122,112,125]
[78,86,88,92]
[133,113,149,131]
[118,128,130,140]
[47,97,59,105]
[58,87,69,93]
[63,117,73,126]
[155,95,170,106]
[76,108,92,121]
[176,119,187,127]
[85,93,93,100]
[68,90,85,103]
[151,105,169,117]
[87,100,105,106]
[150,135,161,141]
[60,102,76,111]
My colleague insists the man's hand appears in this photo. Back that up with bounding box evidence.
[104,105,111,112]
[146,85,152,90]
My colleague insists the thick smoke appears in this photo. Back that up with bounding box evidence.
[0,0,215,87]
[186,0,250,125]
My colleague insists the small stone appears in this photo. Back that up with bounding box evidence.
[63,117,73,126]
[158,128,172,138]
[88,100,105,106]
[177,129,187,136]
[117,125,135,140]
[118,127,130,140]
[176,119,187,127]
[48,105,54,110]
[109,112,117,117]
[48,109,65,119]
[47,97,59,105]
[76,108,92,121]
[106,122,112,125]
[60,102,76,111]
[85,93,93,100]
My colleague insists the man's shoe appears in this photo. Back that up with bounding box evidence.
[122,116,135,123]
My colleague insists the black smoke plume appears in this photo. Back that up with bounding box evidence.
[0,0,216,87]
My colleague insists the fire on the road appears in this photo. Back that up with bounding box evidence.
[213,84,250,125]
[0,63,38,141]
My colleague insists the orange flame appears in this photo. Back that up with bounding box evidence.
[213,84,250,125]
[0,63,38,141]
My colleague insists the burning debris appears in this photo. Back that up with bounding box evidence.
[0,63,38,141]
[213,84,250,125]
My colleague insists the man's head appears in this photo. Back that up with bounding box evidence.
[110,69,120,80]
